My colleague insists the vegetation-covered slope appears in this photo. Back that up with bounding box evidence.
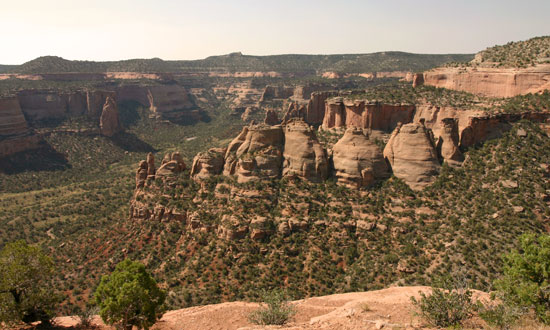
[9,120,543,314]
[477,36,550,68]
[8,52,473,74]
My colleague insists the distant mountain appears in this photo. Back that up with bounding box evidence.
[0,64,16,73]
[6,52,474,74]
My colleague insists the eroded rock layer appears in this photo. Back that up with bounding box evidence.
[415,64,550,98]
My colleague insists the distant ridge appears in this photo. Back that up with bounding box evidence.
[6,52,474,74]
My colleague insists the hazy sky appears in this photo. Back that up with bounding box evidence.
[1,0,549,64]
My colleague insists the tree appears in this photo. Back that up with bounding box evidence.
[0,240,57,325]
[94,259,166,330]
[495,233,550,324]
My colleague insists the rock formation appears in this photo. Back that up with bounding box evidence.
[383,123,440,190]
[135,161,149,188]
[190,148,226,181]
[264,109,280,126]
[86,90,117,117]
[99,97,122,137]
[436,118,463,166]
[156,152,186,177]
[414,64,550,98]
[259,85,294,103]
[306,91,338,125]
[146,152,156,178]
[282,101,307,123]
[224,125,284,183]
[0,97,41,158]
[282,119,328,182]
[322,97,415,132]
[332,127,389,188]
[147,84,197,120]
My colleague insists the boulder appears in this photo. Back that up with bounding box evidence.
[383,122,440,190]
[283,119,328,182]
[99,96,122,137]
[332,127,389,188]
[190,148,226,181]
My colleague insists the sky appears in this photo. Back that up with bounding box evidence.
[0,0,549,64]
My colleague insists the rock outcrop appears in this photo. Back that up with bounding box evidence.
[0,97,42,158]
[383,123,440,190]
[190,148,226,181]
[156,152,186,177]
[306,91,338,125]
[322,98,415,132]
[99,97,122,137]
[415,64,550,98]
[437,118,463,166]
[332,127,389,188]
[224,125,284,183]
[147,84,197,120]
[259,85,294,103]
[282,119,328,182]
[264,109,280,126]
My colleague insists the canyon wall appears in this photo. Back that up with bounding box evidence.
[0,97,41,157]
[322,98,415,131]
[414,64,550,98]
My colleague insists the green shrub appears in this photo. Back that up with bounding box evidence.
[494,233,550,324]
[411,276,477,328]
[477,297,524,330]
[248,289,296,325]
[94,259,166,330]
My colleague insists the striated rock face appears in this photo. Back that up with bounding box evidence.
[190,148,226,181]
[16,89,115,122]
[383,123,440,190]
[413,104,484,141]
[322,97,346,128]
[437,118,463,166]
[332,127,389,188]
[99,97,122,137]
[322,97,415,132]
[147,84,197,120]
[416,64,550,98]
[283,119,328,182]
[0,97,30,137]
[264,109,280,126]
[156,152,186,177]
[226,125,284,183]
[307,91,338,125]
[241,106,257,122]
[0,97,41,158]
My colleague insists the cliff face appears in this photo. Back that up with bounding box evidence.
[322,97,415,132]
[147,84,197,120]
[413,104,484,140]
[415,64,550,98]
[0,97,41,158]
[16,89,115,122]
[307,91,338,125]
